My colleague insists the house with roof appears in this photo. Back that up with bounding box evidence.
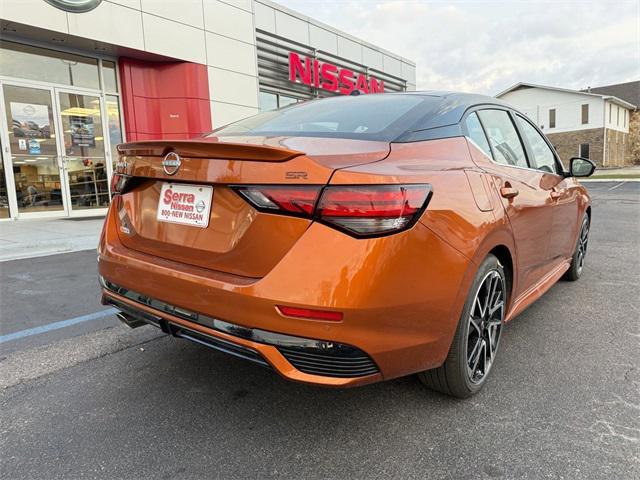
[496,82,638,167]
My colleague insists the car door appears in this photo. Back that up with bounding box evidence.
[469,109,557,295]
[513,114,581,262]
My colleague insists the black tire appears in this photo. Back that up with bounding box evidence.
[562,213,590,281]
[418,254,507,398]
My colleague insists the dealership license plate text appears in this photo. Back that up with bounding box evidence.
[157,183,213,228]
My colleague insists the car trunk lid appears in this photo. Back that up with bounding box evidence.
[114,136,390,278]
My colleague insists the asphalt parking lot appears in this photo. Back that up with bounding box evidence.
[1,181,638,479]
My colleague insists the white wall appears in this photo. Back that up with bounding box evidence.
[500,88,606,134]
[0,0,260,127]
[1,0,416,126]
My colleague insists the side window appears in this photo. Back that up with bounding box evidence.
[579,143,590,159]
[581,104,589,124]
[464,112,492,158]
[477,110,528,168]
[515,115,558,174]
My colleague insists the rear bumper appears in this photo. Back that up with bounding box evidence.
[102,277,380,384]
[110,295,272,368]
[98,202,473,386]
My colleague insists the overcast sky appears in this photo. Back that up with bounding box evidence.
[276,0,640,95]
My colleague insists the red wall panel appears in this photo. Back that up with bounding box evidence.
[119,58,211,141]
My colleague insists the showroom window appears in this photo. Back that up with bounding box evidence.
[0,40,100,90]
[102,61,118,93]
[259,91,278,112]
[259,90,302,112]
[279,95,298,108]
[106,95,123,169]
[0,40,125,218]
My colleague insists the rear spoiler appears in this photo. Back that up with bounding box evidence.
[116,140,303,162]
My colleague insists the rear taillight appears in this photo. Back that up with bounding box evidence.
[234,184,431,237]
[234,186,322,216]
[317,185,431,236]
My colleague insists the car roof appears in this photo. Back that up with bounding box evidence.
[382,91,512,142]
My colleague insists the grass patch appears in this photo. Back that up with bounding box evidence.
[590,173,640,179]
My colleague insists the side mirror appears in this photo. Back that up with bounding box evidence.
[569,157,596,178]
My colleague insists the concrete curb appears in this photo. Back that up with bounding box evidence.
[580,178,640,183]
[0,244,97,262]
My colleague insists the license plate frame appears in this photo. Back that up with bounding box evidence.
[156,183,213,228]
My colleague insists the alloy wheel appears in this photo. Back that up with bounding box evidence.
[576,220,589,274]
[467,270,505,384]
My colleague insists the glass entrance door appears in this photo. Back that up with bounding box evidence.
[57,91,109,211]
[1,81,113,218]
[2,83,65,215]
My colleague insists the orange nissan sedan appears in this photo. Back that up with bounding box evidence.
[98,92,595,397]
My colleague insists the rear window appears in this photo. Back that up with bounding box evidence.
[206,94,440,142]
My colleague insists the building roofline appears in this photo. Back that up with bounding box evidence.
[495,82,636,109]
[258,0,415,66]
[586,80,640,91]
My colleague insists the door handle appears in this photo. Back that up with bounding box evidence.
[500,186,519,199]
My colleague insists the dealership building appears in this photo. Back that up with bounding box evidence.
[0,0,416,221]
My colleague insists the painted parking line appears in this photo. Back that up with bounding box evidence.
[0,308,118,344]
[607,181,627,191]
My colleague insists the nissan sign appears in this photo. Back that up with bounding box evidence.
[288,52,385,95]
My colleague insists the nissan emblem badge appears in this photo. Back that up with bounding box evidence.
[162,152,181,175]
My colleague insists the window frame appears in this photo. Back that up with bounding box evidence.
[473,108,531,169]
[549,108,556,128]
[609,103,612,122]
[581,104,589,125]
[513,113,563,176]
[462,111,493,158]
[579,143,590,159]
[461,105,565,176]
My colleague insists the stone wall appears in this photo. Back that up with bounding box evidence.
[604,129,633,167]
[546,128,604,167]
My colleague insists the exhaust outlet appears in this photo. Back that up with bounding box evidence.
[116,312,147,329]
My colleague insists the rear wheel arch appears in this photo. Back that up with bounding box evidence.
[442,235,515,349]
[467,222,517,300]
[419,252,508,397]
[488,245,514,306]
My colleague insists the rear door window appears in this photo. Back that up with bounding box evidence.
[477,110,528,168]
